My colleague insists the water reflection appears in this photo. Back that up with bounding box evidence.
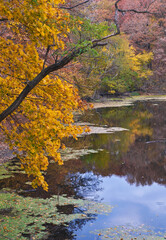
[0,159,102,200]
[83,175,166,238]
[0,100,166,239]
[44,217,96,240]
[76,101,166,187]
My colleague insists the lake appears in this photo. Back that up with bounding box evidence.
[0,98,166,239]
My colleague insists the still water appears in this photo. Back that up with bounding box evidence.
[0,100,166,239]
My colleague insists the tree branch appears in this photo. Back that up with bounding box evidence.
[60,0,90,10]
[0,18,8,22]
[0,41,110,122]
[0,1,124,122]
[147,0,157,10]
[116,0,156,14]
[43,44,55,69]
[92,0,121,44]
[117,8,153,14]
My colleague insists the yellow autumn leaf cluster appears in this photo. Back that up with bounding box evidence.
[99,35,153,93]
[115,36,153,79]
[0,78,84,191]
[0,0,85,190]
[0,0,70,47]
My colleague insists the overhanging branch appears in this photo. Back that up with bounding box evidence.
[0,40,112,122]
[2,0,155,122]
[117,8,154,14]
[0,1,123,122]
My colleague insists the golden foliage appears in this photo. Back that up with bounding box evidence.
[101,35,153,93]
[0,0,85,190]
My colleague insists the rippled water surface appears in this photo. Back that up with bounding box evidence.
[0,100,166,239]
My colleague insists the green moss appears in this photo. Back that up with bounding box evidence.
[0,191,112,239]
[0,164,12,179]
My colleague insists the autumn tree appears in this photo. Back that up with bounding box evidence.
[93,0,165,92]
[63,0,154,97]
[0,0,87,190]
[76,33,153,97]
[0,0,157,190]
[0,0,121,190]
[118,0,166,92]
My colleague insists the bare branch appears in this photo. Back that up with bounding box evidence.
[116,0,156,14]
[92,0,121,43]
[117,8,153,14]
[55,73,74,85]
[0,18,8,22]
[43,44,55,69]
[60,0,90,10]
[147,0,157,10]
[92,41,108,46]
[55,73,93,90]
[114,0,121,34]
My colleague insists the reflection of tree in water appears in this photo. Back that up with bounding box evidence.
[75,101,166,187]
[0,158,103,200]
[20,159,103,200]
[122,141,166,186]
[83,136,166,187]
[1,100,165,239]
[117,102,166,186]
[1,101,165,190]
[45,217,95,240]
[66,172,102,199]
[44,223,75,240]
[0,159,104,239]
[42,202,96,240]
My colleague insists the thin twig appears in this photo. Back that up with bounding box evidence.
[43,44,55,69]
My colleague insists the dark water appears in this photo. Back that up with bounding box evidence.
[0,100,166,239]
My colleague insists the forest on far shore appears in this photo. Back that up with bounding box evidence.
[0,0,165,190]
[56,0,166,99]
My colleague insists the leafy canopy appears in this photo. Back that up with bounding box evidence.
[0,0,86,191]
[0,0,154,191]
[101,36,153,93]
[74,32,153,96]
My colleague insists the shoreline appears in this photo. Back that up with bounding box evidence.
[92,95,166,108]
[1,95,166,164]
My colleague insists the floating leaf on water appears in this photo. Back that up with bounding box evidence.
[91,224,165,240]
